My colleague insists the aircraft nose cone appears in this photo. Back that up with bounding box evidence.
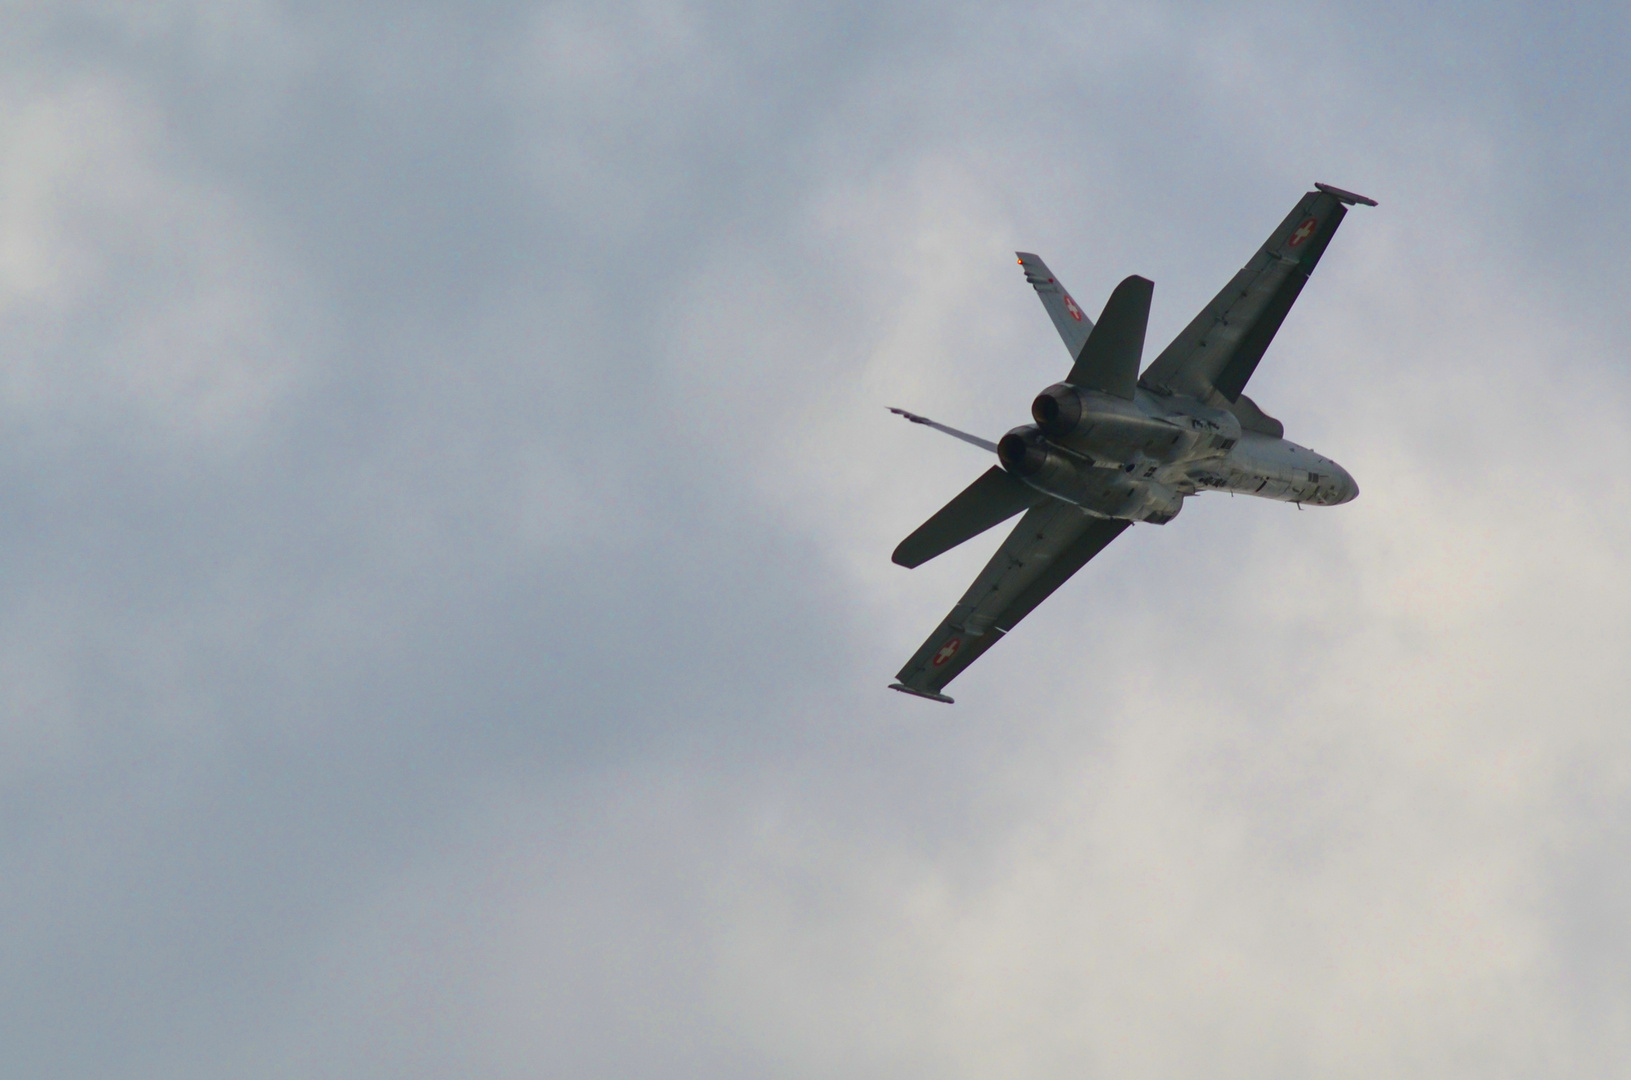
[1336,465,1359,504]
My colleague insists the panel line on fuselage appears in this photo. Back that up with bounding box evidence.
[1035,386,1357,513]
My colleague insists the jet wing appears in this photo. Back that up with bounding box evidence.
[1137,183,1375,403]
[891,504,1131,702]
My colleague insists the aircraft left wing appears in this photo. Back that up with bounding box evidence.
[891,505,1130,702]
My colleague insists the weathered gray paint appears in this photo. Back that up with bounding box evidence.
[892,186,1373,701]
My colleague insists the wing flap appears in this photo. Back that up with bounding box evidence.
[892,466,1043,568]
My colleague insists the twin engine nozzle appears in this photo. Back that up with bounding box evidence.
[1001,383,1092,474]
[999,386,1187,525]
[1001,381,1099,478]
[998,422,1182,524]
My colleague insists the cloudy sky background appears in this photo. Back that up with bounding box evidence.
[3,1,1630,1076]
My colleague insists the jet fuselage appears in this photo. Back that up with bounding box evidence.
[996,384,1356,524]
[888,182,1375,702]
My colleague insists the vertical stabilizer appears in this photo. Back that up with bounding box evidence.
[1065,275,1152,400]
[1016,253,1094,358]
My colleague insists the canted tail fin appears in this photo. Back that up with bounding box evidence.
[1016,253,1094,358]
[1065,275,1152,400]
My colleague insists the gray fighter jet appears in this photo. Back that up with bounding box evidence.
[890,183,1375,703]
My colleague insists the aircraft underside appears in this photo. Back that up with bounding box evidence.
[1000,386,1358,523]
[888,182,1375,703]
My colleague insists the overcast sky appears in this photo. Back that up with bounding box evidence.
[4,2,1631,1077]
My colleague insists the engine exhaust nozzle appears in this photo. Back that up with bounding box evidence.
[1032,383,1084,438]
[998,427,1049,476]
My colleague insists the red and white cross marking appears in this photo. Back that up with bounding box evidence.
[1287,217,1318,248]
[932,637,962,667]
[1063,294,1084,322]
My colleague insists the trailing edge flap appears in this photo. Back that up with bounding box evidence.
[1065,275,1153,400]
[892,467,1043,568]
[1016,253,1094,359]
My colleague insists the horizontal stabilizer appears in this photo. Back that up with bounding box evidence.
[1066,275,1152,399]
[892,466,1042,568]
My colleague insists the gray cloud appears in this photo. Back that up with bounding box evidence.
[2,1,1630,1077]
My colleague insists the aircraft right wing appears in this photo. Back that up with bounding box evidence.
[891,504,1130,703]
[1016,252,1094,359]
[1137,182,1375,404]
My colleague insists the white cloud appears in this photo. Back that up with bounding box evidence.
[0,72,319,448]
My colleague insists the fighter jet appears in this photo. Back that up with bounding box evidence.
[889,183,1375,703]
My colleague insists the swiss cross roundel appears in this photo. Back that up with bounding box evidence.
[1287,217,1319,248]
[1063,294,1084,322]
[932,637,962,667]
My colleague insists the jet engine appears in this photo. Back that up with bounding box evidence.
[998,425,1184,524]
[998,425,1075,486]
[1030,383,1086,438]
[1030,383,1194,462]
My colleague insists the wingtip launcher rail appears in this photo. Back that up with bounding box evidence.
[1314,182,1378,207]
